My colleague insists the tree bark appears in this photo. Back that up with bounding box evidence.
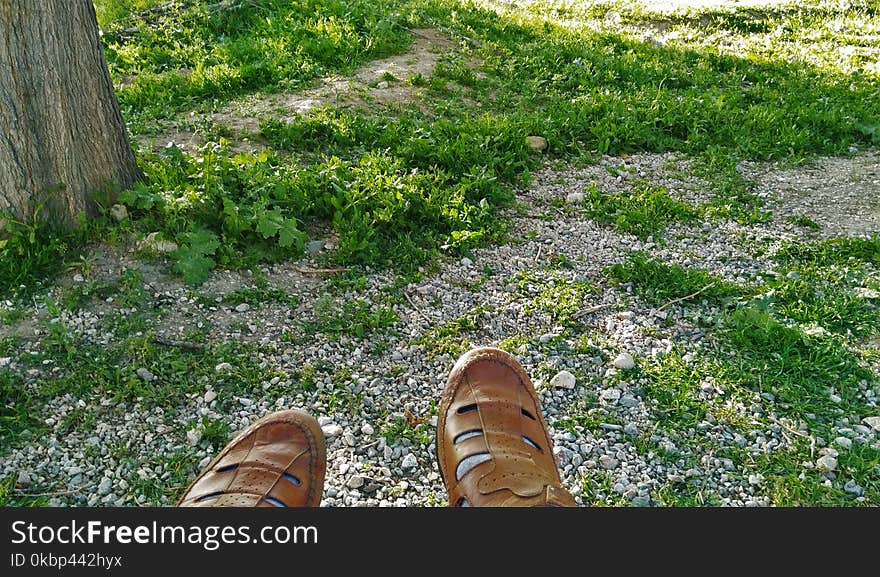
[0,0,140,227]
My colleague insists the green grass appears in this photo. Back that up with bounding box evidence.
[582,182,700,240]
[714,307,873,426]
[302,294,399,339]
[606,252,744,307]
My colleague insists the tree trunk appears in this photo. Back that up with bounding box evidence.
[0,0,140,227]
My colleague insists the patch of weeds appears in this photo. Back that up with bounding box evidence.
[198,416,231,449]
[61,279,117,311]
[0,474,49,507]
[606,252,743,307]
[712,307,874,431]
[303,294,398,339]
[582,182,700,240]
[786,214,821,230]
[222,273,299,307]
[415,307,489,358]
[640,352,708,430]
[380,414,432,447]
[654,482,722,507]
[58,406,98,435]
[763,276,880,336]
[0,207,106,299]
[0,308,26,326]
[515,270,597,324]
[0,370,44,448]
[135,447,201,505]
[575,470,628,506]
[545,252,574,270]
[697,151,771,225]
[755,437,879,506]
[775,237,880,270]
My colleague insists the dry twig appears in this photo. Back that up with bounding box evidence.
[153,337,205,350]
[293,266,350,275]
[657,282,717,311]
[571,303,612,320]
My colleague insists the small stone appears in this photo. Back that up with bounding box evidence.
[238,397,253,406]
[141,232,178,253]
[401,453,418,470]
[862,416,880,432]
[526,135,548,151]
[16,471,31,486]
[804,326,827,337]
[204,390,217,403]
[844,480,863,496]
[343,433,357,447]
[623,423,639,436]
[550,370,576,389]
[631,495,650,507]
[539,333,554,343]
[346,475,366,489]
[198,456,212,469]
[786,271,800,280]
[600,423,622,431]
[748,474,764,486]
[816,455,838,472]
[600,388,621,403]
[829,393,842,403]
[306,240,325,256]
[855,287,880,299]
[97,477,113,496]
[73,273,85,283]
[361,424,374,436]
[322,424,343,437]
[391,351,404,362]
[460,257,473,267]
[186,428,202,446]
[215,362,233,374]
[834,436,852,449]
[598,455,619,470]
[376,81,390,90]
[0,357,11,367]
[612,352,636,370]
[136,368,156,382]
[565,192,584,204]
[234,303,250,313]
[618,396,640,408]
[110,204,129,222]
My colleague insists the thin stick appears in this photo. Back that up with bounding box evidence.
[293,266,350,275]
[403,291,432,324]
[571,303,612,320]
[657,282,716,311]
[534,244,542,262]
[13,487,85,498]
[153,337,205,350]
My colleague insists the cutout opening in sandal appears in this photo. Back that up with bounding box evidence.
[453,429,484,445]
[263,496,287,508]
[195,491,224,503]
[216,463,239,473]
[457,403,478,414]
[521,407,536,420]
[456,452,491,481]
[522,435,542,451]
[456,497,470,507]
[282,472,302,486]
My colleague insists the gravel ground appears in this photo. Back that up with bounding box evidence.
[2,148,878,507]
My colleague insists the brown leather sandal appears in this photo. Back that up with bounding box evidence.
[438,347,576,507]
[177,409,326,507]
